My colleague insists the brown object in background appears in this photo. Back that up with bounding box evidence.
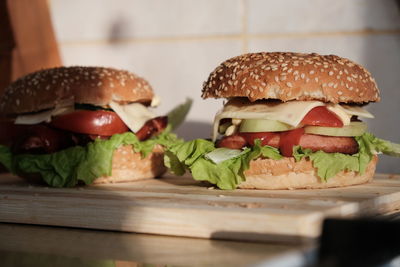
[0,0,62,96]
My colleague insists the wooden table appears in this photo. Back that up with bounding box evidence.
[1,173,400,243]
[0,223,306,266]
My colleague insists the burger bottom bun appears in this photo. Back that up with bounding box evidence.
[93,144,166,184]
[239,155,378,190]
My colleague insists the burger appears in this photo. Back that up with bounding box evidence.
[165,52,399,190]
[0,66,188,187]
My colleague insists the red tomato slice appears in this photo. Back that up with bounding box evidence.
[239,129,305,157]
[239,132,280,147]
[50,110,129,136]
[279,128,304,157]
[301,106,343,127]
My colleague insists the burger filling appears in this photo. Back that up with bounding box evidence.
[164,98,399,190]
[0,98,192,187]
[2,101,167,155]
[214,98,372,156]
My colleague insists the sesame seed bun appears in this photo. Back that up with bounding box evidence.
[0,66,154,115]
[239,155,377,189]
[202,52,380,103]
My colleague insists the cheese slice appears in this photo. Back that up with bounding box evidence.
[212,99,324,141]
[15,98,75,125]
[341,104,374,118]
[327,104,374,126]
[212,99,374,141]
[109,101,155,132]
[326,104,352,126]
[15,109,56,124]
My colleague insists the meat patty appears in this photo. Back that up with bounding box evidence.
[218,132,358,155]
[299,134,358,154]
[11,117,168,154]
[217,134,247,149]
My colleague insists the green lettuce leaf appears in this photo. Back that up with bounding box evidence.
[0,145,13,171]
[293,146,360,182]
[165,133,399,189]
[0,131,179,188]
[166,98,193,131]
[165,139,282,189]
[293,132,400,181]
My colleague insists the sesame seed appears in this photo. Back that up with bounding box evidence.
[274,76,279,82]
[329,71,334,76]
[286,82,293,87]
[338,91,343,95]
[309,70,315,75]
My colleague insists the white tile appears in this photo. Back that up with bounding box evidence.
[248,0,400,34]
[60,39,241,138]
[249,34,400,173]
[50,0,242,42]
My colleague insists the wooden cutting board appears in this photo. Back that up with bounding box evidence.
[1,173,400,243]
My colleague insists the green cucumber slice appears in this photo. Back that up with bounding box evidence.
[239,119,294,132]
[304,122,367,137]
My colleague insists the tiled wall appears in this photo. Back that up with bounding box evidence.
[49,0,400,173]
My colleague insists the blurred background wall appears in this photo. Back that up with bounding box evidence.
[49,0,400,173]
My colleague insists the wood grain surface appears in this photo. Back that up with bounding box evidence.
[0,223,302,266]
[1,173,400,243]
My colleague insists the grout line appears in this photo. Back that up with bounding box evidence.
[241,0,249,53]
[249,29,400,39]
[59,29,400,47]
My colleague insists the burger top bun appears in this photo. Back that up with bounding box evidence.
[0,66,154,115]
[202,52,380,104]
